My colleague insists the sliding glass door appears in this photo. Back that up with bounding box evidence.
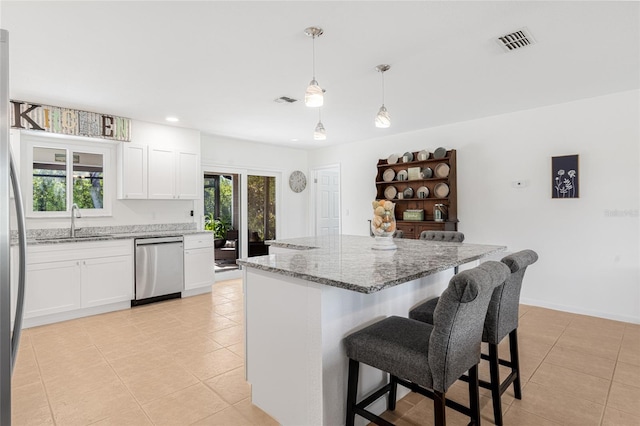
[201,168,280,271]
[204,173,239,271]
[247,175,276,257]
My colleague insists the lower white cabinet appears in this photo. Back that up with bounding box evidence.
[82,255,133,308]
[25,240,134,321]
[184,233,214,290]
[25,259,81,318]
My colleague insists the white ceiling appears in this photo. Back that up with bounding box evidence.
[1,1,638,149]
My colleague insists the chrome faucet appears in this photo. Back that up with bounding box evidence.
[70,203,81,237]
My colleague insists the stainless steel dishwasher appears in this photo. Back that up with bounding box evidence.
[133,236,184,305]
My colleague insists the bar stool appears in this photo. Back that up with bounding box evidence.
[344,261,511,426]
[393,229,404,238]
[419,230,465,242]
[409,250,538,426]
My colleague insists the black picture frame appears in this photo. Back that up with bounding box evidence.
[552,155,579,198]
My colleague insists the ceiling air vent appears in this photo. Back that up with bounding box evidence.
[496,28,535,52]
[274,96,298,104]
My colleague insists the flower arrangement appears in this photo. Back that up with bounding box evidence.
[371,200,396,237]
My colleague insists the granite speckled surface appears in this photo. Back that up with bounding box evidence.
[237,235,506,294]
[17,223,207,245]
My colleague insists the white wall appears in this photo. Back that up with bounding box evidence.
[16,120,200,229]
[309,90,640,323]
[200,134,309,239]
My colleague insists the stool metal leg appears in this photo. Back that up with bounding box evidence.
[469,364,481,426]
[488,343,502,426]
[388,375,398,411]
[346,359,359,426]
[433,390,446,426]
[509,329,522,400]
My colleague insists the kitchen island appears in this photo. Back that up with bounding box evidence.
[237,235,505,426]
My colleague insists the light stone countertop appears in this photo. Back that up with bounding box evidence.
[236,235,506,294]
[15,224,210,245]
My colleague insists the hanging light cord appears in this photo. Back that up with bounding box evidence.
[380,71,385,106]
[312,35,317,80]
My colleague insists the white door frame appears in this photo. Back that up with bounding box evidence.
[310,163,341,237]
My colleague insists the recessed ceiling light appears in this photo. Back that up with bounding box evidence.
[165,116,179,122]
[290,138,299,142]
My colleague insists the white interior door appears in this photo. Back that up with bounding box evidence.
[315,167,340,236]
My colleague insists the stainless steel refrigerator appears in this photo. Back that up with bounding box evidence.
[0,28,28,423]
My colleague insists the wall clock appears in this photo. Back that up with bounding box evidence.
[289,170,307,193]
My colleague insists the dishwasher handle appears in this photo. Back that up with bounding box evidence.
[135,236,184,246]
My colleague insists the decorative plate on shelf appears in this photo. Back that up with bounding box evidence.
[417,150,430,161]
[402,152,414,162]
[382,168,395,182]
[384,185,397,199]
[396,170,408,181]
[433,147,447,159]
[434,182,450,198]
[403,187,414,199]
[434,163,450,178]
[417,186,429,199]
[421,167,433,179]
[387,153,400,164]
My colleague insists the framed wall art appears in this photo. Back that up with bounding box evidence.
[552,154,579,198]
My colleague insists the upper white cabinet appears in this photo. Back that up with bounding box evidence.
[175,151,200,199]
[118,144,200,200]
[118,143,148,199]
[148,147,176,199]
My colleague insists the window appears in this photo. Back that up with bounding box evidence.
[25,136,113,217]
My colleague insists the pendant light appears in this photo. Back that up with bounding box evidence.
[314,109,326,140]
[304,27,324,107]
[375,64,391,128]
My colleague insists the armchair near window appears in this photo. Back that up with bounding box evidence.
[214,229,239,263]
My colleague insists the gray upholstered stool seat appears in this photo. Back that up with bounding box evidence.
[393,229,404,238]
[344,261,511,426]
[419,230,465,242]
[409,249,538,426]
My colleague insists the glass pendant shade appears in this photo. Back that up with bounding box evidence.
[375,105,391,128]
[314,120,326,140]
[305,79,324,107]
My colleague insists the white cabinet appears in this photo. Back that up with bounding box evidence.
[118,143,148,199]
[82,255,133,308]
[26,240,134,321]
[148,147,176,199]
[119,144,199,200]
[175,151,200,199]
[184,233,214,290]
[25,260,81,318]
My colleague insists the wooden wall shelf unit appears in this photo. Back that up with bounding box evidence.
[375,149,458,239]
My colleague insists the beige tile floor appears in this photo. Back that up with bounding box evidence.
[12,279,278,425]
[11,279,640,425]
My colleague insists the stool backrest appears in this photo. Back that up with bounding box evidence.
[428,261,511,391]
[483,250,539,344]
[419,231,465,242]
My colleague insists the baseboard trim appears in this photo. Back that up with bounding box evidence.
[520,297,640,324]
[22,301,131,328]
